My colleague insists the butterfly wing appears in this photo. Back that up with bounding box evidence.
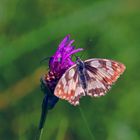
[84,59,126,97]
[54,65,85,106]
[54,58,125,106]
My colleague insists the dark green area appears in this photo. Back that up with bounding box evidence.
[0,0,140,139]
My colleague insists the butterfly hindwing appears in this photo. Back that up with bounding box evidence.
[70,76,85,105]
[85,59,126,97]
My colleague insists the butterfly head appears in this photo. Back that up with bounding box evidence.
[75,57,85,69]
[75,56,81,63]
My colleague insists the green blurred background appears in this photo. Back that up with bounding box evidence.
[0,0,140,140]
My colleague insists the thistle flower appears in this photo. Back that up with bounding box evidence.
[38,35,83,138]
[42,34,83,94]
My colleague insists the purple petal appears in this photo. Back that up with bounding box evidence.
[64,48,84,59]
[67,40,75,48]
[49,35,84,77]
[58,35,70,49]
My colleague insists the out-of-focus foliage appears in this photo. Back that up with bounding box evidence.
[0,0,140,140]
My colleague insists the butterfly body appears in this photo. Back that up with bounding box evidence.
[54,58,126,106]
[76,57,88,95]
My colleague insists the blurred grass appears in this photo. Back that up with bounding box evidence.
[0,66,46,109]
[0,0,140,140]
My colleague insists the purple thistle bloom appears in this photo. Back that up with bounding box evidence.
[49,34,83,77]
[38,35,83,134]
[43,34,83,92]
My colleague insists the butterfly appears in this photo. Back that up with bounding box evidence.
[54,57,126,106]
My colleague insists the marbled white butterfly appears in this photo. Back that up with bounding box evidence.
[54,57,125,106]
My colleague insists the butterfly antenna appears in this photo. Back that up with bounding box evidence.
[73,48,87,61]
[73,54,79,61]
[40,57,51,64]
[80,48,87,59]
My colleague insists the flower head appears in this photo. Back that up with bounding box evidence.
[43,35,83,92]
[49,34,83,76]
[39,35,83,132]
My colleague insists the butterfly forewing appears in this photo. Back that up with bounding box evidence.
[85,59,126,97]
[54,65,84,106]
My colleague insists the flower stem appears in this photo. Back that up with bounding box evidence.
[36,96,49,140]
[36,128,43,140]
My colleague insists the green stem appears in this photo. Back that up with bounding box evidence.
[36,128,43,140]
[36,96,49,140]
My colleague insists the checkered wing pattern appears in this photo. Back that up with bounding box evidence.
[54,65,85,106]
[54,58,125,106]
[84,59,126,97]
